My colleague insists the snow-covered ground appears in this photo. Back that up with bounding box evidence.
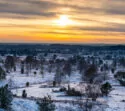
[10,70,125,111]
[0,55,125,111]
[12,98,39,111]
[7,70,55,88]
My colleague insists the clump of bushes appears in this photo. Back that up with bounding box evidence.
[114,71,125,86]
[118,79,125,86]
[66,85,82,96]
[66,88,82,96]
[114,71,125,78]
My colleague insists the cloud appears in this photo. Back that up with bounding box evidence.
[0,0,125,43]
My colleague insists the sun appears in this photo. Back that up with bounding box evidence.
[54,15,73,26]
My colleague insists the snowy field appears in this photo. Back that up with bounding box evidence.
[10,71,125,111]
[0,51,125,111]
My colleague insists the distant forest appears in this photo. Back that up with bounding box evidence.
[0,44,124,55]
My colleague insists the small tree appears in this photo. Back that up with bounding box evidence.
[34,71,37,76]
[21,61,24,74]
[21,67,24,74]
[26,82,29,87]
[37,95,55,111]
[0,85,13,110]
[101,82,112,96]
[53,81,56,87]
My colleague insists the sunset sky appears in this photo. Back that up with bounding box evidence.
[0,0,125,44]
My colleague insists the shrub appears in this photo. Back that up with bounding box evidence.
[34,71,37,76]
[101,82,112,96]
[114,71,125,79]
[118,79,125,86]
[59,87,66,92]
[114,72,125,86]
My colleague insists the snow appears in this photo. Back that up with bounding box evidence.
[12,98,39,111]
[12,84,80,100]
[0,80,7,87]
[7,71,55,88]
[105,86,125,111]
[0,53,125,111]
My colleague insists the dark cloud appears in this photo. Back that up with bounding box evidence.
[0,0,125,18]
[0,0,59,18]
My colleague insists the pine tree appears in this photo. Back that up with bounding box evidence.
[0,85,13,110]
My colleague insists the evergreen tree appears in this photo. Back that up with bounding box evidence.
[0,85,13,110]
[0,67,6,80]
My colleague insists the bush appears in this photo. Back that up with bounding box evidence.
[34,71,37,76]
[118,79,125,86]
[101,82,112,96]
[114,71,125,79]
[114,72,125,86]
[37,95,55,111]
[59,87,66,92]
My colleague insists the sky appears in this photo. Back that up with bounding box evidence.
[0,0,125,44]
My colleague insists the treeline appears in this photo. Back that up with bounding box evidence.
[0,44,124,55]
